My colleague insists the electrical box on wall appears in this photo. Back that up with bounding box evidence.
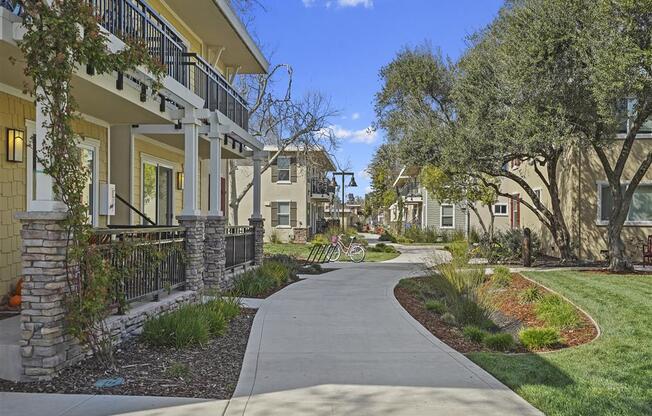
[100,184,116,216]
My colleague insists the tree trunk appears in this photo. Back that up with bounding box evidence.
[228,160,239,225]
[608,224,631,272]
[488,206,495,241]
[468,203,487,235]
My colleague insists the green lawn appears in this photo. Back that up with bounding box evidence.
[264,243,401,262]
[468,271,652,416]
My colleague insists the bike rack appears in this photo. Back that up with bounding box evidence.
[305,244,337,264]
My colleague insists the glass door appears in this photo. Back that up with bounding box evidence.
[142,161,174,226]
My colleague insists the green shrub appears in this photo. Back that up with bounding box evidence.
[520,286,542,303]
[433,263,491,327]
[397,236,414,244]
[468,228,482,244]
[424,299,446,314]
[396,278,423,295]
[484,333,515,351]
[477,229,542,263]
[268,229,281,244]
[378,231,397,243]
[142,299,240,348]
[441,312,457,325]
[492,266,513,288]
[448,240,470,265]
[463,325,488,343]
[535,294,580,329]
[231,270,275,297]
[519,327,561,349]
[311,233,328,244]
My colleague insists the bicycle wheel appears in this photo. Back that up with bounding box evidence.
[329,245,341,262]
[348,244,366,263]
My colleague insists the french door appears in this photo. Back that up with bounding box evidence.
[142,161,173,226]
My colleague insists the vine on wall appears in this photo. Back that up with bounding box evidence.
[15,0,165,366]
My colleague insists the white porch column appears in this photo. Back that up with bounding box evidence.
[252,150,264,219]
[208,135,222,217]
[30,99,65,212]
[182,115,201,216]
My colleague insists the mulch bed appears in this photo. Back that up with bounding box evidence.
[0,309,256,399]
[395,274,598,354]
[395,279,488,354]
[489,274,597,350]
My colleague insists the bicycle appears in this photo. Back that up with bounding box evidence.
[329,234,366,263]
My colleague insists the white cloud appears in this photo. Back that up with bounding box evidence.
[337,0,373,8]
[351,112,360,120]
[365,186,373,194]
[302,0,316,7]
[330,125,378,144]
[358,168,371,179]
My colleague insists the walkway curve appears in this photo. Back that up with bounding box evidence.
[225,248,542,415]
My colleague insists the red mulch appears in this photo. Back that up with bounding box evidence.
[395,274,598,354]
[394,279,488,353]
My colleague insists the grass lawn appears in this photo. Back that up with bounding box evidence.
[468,271,652,416]
[264,243,400,262]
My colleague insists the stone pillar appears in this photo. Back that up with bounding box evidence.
[204,216,227,289]
[177,215,205,292]
[16,212,73,381]
[249,217,265,266]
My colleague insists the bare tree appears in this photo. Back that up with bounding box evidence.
[228,64,339,224]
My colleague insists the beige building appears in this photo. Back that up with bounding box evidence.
[233,146,336,243]
[0,1,267,303]
[470,126,652,261]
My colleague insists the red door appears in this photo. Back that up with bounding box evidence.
[510,194,520,229]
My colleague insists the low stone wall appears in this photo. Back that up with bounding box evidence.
[106,291,200,345]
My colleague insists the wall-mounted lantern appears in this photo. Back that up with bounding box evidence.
[176,171,185,190]
[7,128,24,163]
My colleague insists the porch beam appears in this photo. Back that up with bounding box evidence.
[208,113,223,216]
[132,124,181,135]
[252,150,265,219]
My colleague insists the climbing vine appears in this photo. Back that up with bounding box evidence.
[15,0,165,366]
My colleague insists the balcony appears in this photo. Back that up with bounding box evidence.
[185,53,249,131]
[399,182,422,204]
[311,178,335,201]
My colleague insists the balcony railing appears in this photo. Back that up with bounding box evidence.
[92,0,188,86]
[225,226,255,270]
[89,227,186,308]
[311,178,335,196]
[0,0,22,15]
[399,182,421,198]
[185,53,249,131]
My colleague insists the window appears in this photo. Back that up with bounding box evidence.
[617,99,652,135]
[277,201,290,226]
[440,204,454,228]
[493,203,508,216]
[510,195,521,229]
[277,156,291,182]
[78,144,98,226]
[599,183,652,224]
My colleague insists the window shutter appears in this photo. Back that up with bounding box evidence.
[271,202,278,227]
[290,201,297,227]
[290,157,298,183]
[271,158,278,183]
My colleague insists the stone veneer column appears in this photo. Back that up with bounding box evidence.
[204,216,226,289]
[177,216,206,292]
[249,217,265,266]
[16,211,75,381]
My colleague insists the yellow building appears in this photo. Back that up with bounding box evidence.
[0,0,268,301]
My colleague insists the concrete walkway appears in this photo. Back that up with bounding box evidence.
[224,250,542,415]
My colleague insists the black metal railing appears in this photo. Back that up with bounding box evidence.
[90,227,186,307]
[184,53,249,131]
[1,0,22,15]
[311,178,335,196]
[399,181,421,198]
[91,0,188,86]
[225,226,255,270]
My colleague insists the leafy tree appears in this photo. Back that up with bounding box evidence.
[367,143,401,225]
[419,166,498,238]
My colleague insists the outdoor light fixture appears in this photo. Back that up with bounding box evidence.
[239,142,243,153]
[329,176,338,188]
[348,176,358,188]
[6,128,24,163]
[231,138,237,149]
[176,171,184,190]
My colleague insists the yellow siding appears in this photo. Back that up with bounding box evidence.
[0,91,109,301]
[147,0,203,56]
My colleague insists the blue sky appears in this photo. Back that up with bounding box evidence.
[249,0,503,196]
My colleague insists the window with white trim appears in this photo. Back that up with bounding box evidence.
[440,204,454,228]
[277,156,291,182]
[277,201,290,226]
[617,98,652,135]
[599,183,652,224]
[493,203,508,216]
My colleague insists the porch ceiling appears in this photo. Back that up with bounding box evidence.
[144,133,245,160]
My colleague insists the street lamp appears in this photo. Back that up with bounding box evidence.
[331,171,357,231]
